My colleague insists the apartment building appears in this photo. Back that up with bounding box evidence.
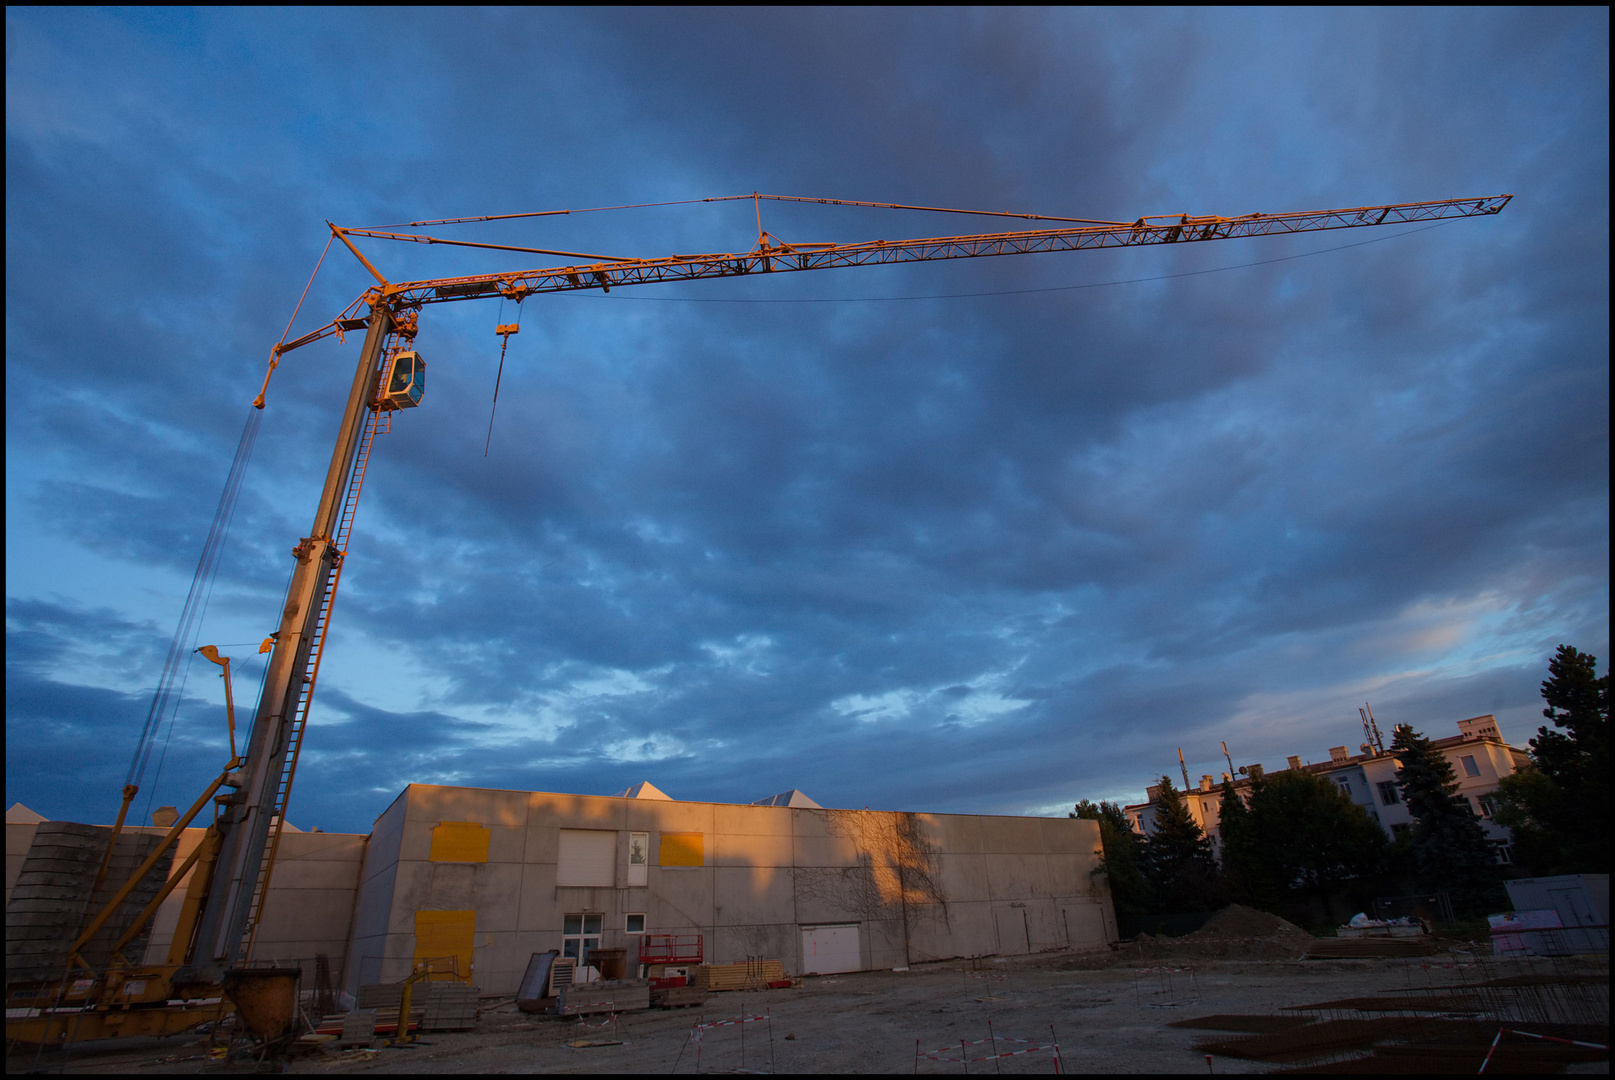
[1124,715,1531,865]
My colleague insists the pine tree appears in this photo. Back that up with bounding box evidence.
[1073,799,1153,923]
[1391,724,1501,911]
[1495,645,1609,874]
[1215,778,1273,908]
[1139,776,1218,912]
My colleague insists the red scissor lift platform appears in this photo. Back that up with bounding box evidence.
[640,934,704,989]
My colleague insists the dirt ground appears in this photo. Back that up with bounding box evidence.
[10,946,1610,1075]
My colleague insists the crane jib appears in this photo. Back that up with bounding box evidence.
[395,195,1511,308]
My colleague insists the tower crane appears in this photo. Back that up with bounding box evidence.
[7,192,1510,1046]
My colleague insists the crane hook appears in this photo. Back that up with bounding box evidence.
[485,319,520,457]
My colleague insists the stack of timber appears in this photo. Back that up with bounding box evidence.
[5,822,174,983]
[356,981,480,1030]
[557,978,650,1016]
[690,960,785,992]
[1303,936,1440,959]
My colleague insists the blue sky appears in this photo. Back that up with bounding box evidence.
[6,8,1608,834]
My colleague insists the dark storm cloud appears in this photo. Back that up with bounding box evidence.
[7,8,1607,831]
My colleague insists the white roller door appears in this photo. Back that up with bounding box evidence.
[801,924,860,975]
[557,829,617,886]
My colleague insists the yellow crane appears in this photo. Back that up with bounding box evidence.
[7,191,1510,1048]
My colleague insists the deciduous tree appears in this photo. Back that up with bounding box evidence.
[1073,799,1152,922]
[1220,769,1385,910]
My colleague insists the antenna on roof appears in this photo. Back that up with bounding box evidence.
[1221,740,1235,779]
[1362,704,1386,754]
[1177,747,1192,791]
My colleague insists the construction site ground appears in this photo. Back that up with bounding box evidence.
[9,947,1608,1074]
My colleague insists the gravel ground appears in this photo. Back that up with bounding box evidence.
[13,946,1606,1074]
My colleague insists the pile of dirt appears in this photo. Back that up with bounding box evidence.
[1132,905,1317,961]
[1053,905,1321,969]
[1197,904,1311,941]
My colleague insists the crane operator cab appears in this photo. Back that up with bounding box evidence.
[381,350,425,410]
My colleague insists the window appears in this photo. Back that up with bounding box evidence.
[1477,794,1498,819]
[1460,755,1481,777]
[1377,781,1400,805]
[563,913,602,967]
[1336,778,1352,797]
[558,829,617,887]
[625,913,645,934]
[1492,840,1513,865]
[628,832,648,887]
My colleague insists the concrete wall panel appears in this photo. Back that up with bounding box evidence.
[936,900,996,958]
[647,868,713,928]
[711,922,795,969]
[927,815,985,855]
[640,803,718,835]
[713,832,794,868]
[405,785,527,827]
[1025,899,1064,951]
[474,862,524,932]
[1039,816,1098,855]
[255,890,358,950]
[486,824,526,864]
[977,817,1047,854]
[522,822,560,864]
[268,859,362,892]
[1044,853,1092,897]
[516,863,557,930]
[936,852,989,903]
[386,862,436,933]
[792,834,861,868]
[279,833,368,862]
[712,804,795,836]
[713,864,794,925]
[984,853,1051,901]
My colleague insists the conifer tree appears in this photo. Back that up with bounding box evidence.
[1391,724,1501,911]
[1215,778,1273,908]
[1495,645,1610,874]
[1139,776,1218,912]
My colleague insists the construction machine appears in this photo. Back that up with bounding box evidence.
[5,192,1511,1047]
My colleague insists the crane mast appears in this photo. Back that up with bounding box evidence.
[11,191,1510,1045]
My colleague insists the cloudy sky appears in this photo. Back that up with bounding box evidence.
[7,8,1608,834]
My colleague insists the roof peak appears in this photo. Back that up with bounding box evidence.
[613,780,673,800]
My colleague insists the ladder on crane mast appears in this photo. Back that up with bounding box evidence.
[238,332,406,959]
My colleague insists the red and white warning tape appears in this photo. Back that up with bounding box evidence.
[1478,1027,1610,1073]
[920,1037,1056,1062]
[695,1014,767,1032]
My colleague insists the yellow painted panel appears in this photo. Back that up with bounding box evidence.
[429,821,490,863]
[413,909,475,980]
[659,831,704,867]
